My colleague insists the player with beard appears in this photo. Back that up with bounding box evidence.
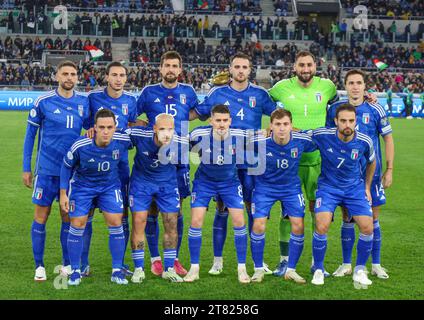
[136,51,198,277]
[23,60,90,281]
[193,53,276,276]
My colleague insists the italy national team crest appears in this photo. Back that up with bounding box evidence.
[70,200,75,212]
[315,93,322,102]
[78,105,84,117]
[351,149,359,160]
[180,94,186,104]
[315,197,322,208]
[112,149,120,160]
[291,148,298,158]
[122,104,128,115]
[249,96,256,108]
[34,188,43,200]
[362,113,370,124]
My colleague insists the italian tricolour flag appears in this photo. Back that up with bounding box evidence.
[84,45,104,60]
[373,59,388,71]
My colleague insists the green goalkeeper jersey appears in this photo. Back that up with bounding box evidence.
[269,76,338,166]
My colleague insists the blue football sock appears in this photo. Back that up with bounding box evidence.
[81,215,93,267]
[372,220,381,264]
[246,206,254,235]
[212,208,228,257]
[176,214,184,258]
[132,249,144,269]
[312,232,327,272]
[122,215,130,253]
[60,222,70,266]
[250,231,265,268]
[356,233,373,270]
[145,215,160,259]
[234,225,248,264]
[288,233,304,269]
[188,227,202,264]
[164,249,177,270]
[108,225,125,270]
[31,220,46,267]
[67,225,85,271]
[341,221,355,264]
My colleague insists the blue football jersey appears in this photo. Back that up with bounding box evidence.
[326,100,392,179]
[251,132,316,188]
[195,83,276,130]
[126,127,189,183]
[24,90,90,176]
[136,83,198,136]
[310,127,375,188]
[190,126,248,182]
[88,88,138,130]
[60,132,132,189]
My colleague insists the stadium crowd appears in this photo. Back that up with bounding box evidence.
[0,36,112,61]
[341,0,423,18]
[186,0,262,13]
[0,62,228,92]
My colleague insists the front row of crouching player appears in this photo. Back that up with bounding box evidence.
[58,104,377,288]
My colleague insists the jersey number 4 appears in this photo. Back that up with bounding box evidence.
[236,108,244,121]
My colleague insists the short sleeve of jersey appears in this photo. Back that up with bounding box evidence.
[302,136,317,153]
[327,80,339,105]
[364,138,376,164]
[136,90,146,116]
[261,90,277,116]
[374,106,392,136]
[195,94,213,120]
[63,140,81,168]
[113,131,133,150]
[27,98,44,127]
[128,96,138,123]
[188,86,200,111]
[325,104,337,127]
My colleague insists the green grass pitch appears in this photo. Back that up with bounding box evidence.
[0,111,423,300]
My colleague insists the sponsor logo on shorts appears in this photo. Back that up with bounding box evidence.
[129,195,134,207]
[251,202,255,215]
[191,192,196,204]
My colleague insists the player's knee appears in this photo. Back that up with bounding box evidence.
[359,223,373,235]
[252,220,265,234]
[315,221,329,234]
[71,219,87,229]
[291,220,304,234]
[133,214,147,228]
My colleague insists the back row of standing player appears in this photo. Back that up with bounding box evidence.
[23,50,393,286]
